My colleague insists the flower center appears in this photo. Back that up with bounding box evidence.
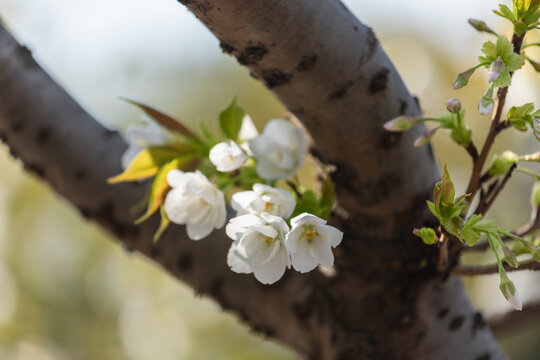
[300,224,320,244]
[264,201,274,213]
[263,235,275,246]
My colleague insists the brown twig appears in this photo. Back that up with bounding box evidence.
[466,141,480,161]
[453,260,540,276]
[489,298,540,337]
[465,33,525,203]
[438,231,449,272]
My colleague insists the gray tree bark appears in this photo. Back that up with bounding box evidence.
[0,1,507,359]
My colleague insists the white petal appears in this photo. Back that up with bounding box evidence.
[226,214,262,241]
[251,246,289,284]
[167,169,187,188]
[227,243,252,274]
[186,218,214,240]
[284,226,303,253]
[290,246,318,273]
[163,188,189,224]
[319,225,344,247]
[238,115,259,141]
[317,243,335,269]
[231,191,257,214]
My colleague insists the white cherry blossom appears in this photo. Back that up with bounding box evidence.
[231,184,296,218]
[226,213,291,284]
[209,140,248,172]
[164,170,226,241]
[285,213,343,273]
[249,119,307,180]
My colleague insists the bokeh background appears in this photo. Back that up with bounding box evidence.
[0,0,539,358]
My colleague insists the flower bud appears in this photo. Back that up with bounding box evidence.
[488,58,506,83]
[446,98,462,113]
[468,19,496,35]
[413,128,436,147]
[500,280,522,311]
[478,86,494,115]
[453,67,476,89]
[503,246,519,268]
[488,151,518,175]
[383,116,421,132]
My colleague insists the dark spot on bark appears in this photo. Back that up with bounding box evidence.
[249,71,260,80]
[291,108,305,116]
[310,146,327,163]
[16,45,39,69]
[149,244,161,258]
[0,132,7,143]
[252,323,275,337]
[399,99,408,114]
[475,354,490,360]
[366,27,378,56]
[471,311,486,336]
[329,81,353,100]
[296,54,318,71]
[449,315,464,331]
[368,68,389,94]
[24,163,45,178]
[177,253,193,271]
[416,330,425,339]
[79,207,91,219]
[238,43,268,65]
[73,169,86,182]
[208,277,225,304]
[177,0,212,15]
[9,121,24,133]
[261,69,292,88]
[414,95,421,110]
[8,147,19,160]
[103,129,116,139]
[219,41,235,54]
[293,300,313,322]
[437,307,449,319]
[353,25,358,32]
[36,127,51,144]
[380,131,402,149]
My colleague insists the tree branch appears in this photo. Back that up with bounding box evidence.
[0,1,507,357]
[489,298,540,337]
[453,260,540,276]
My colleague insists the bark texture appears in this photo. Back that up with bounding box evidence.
[0,1,506,358]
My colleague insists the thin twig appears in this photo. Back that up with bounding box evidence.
[453,260,540,276]
[489,298,540,337]
[466,141,480,161]
[478,164,517,215]
[438,231,449,272]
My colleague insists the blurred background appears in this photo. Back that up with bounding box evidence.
[0,0,539,358]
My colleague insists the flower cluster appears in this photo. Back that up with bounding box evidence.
[110,99,343,284]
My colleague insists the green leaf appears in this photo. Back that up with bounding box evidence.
[442,216,464,238]
[108,146,185,184]
[494,4,517,22]
[121,98,198,140]
[508,103,534,131]
[135,154,197,224]
[153,205,171,242]
[319,176,335,219]
[532,181,540,206]
[427,201,440,219]
[413,227,437,245]
[219,97,246,140]
[291,190,320,218]
[461,214,484,246]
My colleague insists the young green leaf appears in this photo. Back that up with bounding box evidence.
[219,97,246,140]
[319,176,335,219]
[413,227,437,245]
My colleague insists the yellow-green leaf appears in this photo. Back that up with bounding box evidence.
[135,154,197,224]
[219,97,245,140]
[108,147,183,184]
[153,205,171,242]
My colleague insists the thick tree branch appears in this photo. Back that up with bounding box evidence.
[1,1,507,357]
